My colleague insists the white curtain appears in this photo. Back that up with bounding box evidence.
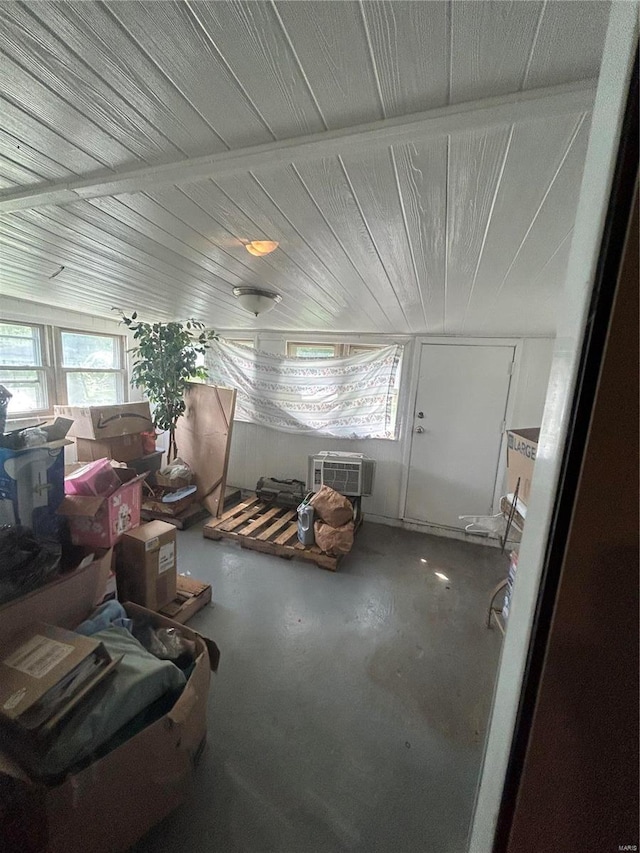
[205,340,401,439]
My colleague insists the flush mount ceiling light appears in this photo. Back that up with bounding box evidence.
[233,286,282,317]
[245,240,279,256]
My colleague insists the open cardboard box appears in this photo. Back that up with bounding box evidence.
[58,467,147,548]
[506,427,540,507]
[0,560,220,853]
[0,550,113,649]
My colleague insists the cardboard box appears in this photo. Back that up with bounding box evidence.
[0,623,116,735]
[117,521,177,611]
[0,550,113,650]
[75,433,144,464]
[506,428,540,506]
[0,439,71,542]
[57,468,146,548]
[0,600,219,853]
[54,402,152,440]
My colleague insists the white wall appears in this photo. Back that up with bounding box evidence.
[1,295,122,334]
[223,331,554,522]
[510,338,555,427]
[1,297,554,520]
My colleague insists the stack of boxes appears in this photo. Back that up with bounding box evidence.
[54,401,162,478]
[0,402,219,850]
[54,402,210,621]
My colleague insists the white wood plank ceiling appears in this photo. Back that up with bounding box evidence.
[0,1,609,334]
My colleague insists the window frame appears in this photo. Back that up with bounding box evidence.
[0,322,128,419]
[0,322,54,419]
[286,341,387,358]
[53,327,127,407]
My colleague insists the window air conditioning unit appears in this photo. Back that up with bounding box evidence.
[307,451,376,497]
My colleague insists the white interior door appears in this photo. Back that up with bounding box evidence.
[405,343,514,528]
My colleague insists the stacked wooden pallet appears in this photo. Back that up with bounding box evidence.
[203,494,360,571]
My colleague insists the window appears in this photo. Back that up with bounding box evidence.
[0,322,126,417]
[287,342,387,358]
[287,342,339,359]
[58,331,124,406]
[0,323,49,415]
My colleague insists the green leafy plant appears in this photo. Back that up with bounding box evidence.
[118,312,217,462]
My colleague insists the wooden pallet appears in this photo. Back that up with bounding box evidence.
[141,501,209,530]
[203,495,358,571]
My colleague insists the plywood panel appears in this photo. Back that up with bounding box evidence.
[0,127,75,185]
[216,168,392,331]
[362,0,449,116]
[450,1,543,103]
[107,1,279,149]
[175,384,236,517]
[341,147,426,332]
[390,138,449,334]
[461,113,584,333]
[188,1,325,139]
[0,96,104,175]
[291,156,410,332]
[149,182,343,329]
[0,4,182,164]
[24,0,227,157]
[0,214,249,328]
[9,206,245,320]
[524,1,609,90]
[489,117,591,304]
[445,125,513,331]
[273,0,381,129]
[0,52,138,170]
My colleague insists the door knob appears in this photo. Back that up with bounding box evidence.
[415,426,425,434]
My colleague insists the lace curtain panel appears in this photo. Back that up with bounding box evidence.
[205,340,401,439]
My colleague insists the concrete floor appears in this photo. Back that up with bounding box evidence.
[133,521,506,853]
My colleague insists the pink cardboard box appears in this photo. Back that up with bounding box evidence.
[58,468,147,548]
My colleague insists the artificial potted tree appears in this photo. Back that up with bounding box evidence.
[119,313,216,462]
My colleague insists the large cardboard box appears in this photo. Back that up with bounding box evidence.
[57,468,146,548]
[117,521,177,611]
[506,428,540,506]
[0,595,219,853]
[0,440,71,542]
[75,433,143,464]
[0,550,113,650]
[54,402,152,440]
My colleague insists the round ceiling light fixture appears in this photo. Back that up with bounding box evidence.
[245,240,279,256]
[233,286,282,317]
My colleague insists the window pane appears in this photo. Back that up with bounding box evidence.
[347,345,380,356]
[288,344,337,359]
[61,332,118,369]
[66,372,121,405]
[0,323,41,366]
[229,339,255,349]
[0,369,47,412]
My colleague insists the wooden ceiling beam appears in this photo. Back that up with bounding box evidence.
[0,79,595,214]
